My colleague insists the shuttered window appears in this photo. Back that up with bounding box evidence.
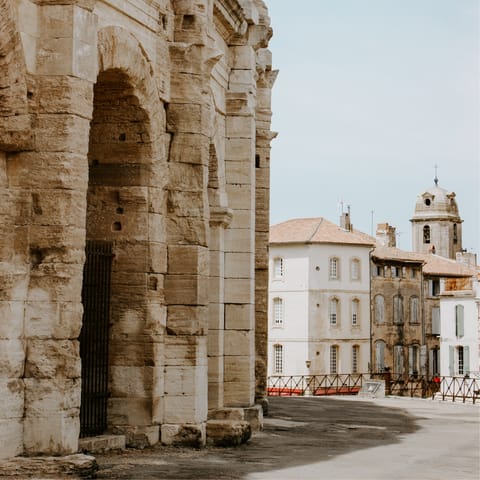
[375,295,384,324]
[409,296,419,324]
[431,307,440,335]
[393,295,403,324]
[375,340,385,372]
[394,345,404,379]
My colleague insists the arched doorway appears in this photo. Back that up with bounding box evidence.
[80,66,158,437]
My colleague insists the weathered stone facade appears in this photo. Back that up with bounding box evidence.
[0,0,276,458]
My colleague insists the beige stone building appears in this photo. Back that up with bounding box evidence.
[0,0,276,458]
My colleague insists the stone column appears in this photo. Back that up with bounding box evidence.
[19,1,97,454]
[162,0,212,446]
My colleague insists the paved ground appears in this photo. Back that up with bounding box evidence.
[95,395,480,480]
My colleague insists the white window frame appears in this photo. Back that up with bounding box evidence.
[329,298,339,326]
[350,258,360,281]
[273,344,283,374]
[329,257,339,280]
[272,297,284,327]
[273,257,284,279]
[352,345,359,374]
[351,298,359,326]
[330,345,338,374]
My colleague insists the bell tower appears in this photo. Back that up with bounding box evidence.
[410,172,463,259]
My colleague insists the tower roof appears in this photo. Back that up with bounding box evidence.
[410,182,461,222]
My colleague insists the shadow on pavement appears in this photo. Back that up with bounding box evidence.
[95,396,419,479]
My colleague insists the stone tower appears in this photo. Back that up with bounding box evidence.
[410,176,463,259]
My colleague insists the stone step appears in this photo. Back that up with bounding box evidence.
[78,434,126,454]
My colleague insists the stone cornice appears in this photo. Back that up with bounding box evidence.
[209,206,234,228]
[213,0,248,42]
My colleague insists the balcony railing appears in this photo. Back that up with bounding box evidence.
[267,373,480,404]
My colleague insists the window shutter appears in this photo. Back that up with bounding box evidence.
[464,346,470,375]
[431,307,440,335]
[408,346,413,375]
[455,305,464,337]
[448,346,454,376]
[420,345,427,376]
[428,349,434,376]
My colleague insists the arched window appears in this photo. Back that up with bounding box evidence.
[352,345,359,373]
[330,345,339,374]
[393,295,404,324]
[329,298,339,326]
[273,257,284,278]
[351,298,359,326]
[329,257,339,280]
[350,258,360,281]
[410,296,419,324]
[273,297,284,326]
[375,340,385,372]
[273,344,283,374]
[423,225,430,244]
[374,295,384,324]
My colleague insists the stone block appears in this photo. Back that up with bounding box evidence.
[23,413,79,455]
[206,420,251,447]
[231,46,256,70]
[225,159,252,184]
[226,116,255,139]
[0,418,24,459]
[0,379,24,420]
[225,303,254,330]
[164,365,206,396]
[224,354,253,382]
[108,397,152,427]
[0,339,25,377]
[167,103,210,135]
[163,394,207,424]
[0,301,25,339]
[110,366,154,398]
[223,381,254,407]
[78,434,125,454]
[224,278,254,304]
[168,245,209,274]
[166,305,207,335]
[225,252,253,279]
[224,228,254,253]
[164,335,207,367]
[161,423,205,447]
[226,183,254,210]
[25,339,80,379]
[168,132,209,165]
[225,137,255,162]
[164,274,209,306]
[243,404,263,431]
[207,302,224,330]
[111,425,159,449]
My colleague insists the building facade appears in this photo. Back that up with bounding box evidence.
[268,215,375,377]
[0,0,276,458]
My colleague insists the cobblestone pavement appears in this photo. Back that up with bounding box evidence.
[94,395,479,480]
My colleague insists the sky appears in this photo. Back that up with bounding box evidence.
[265,0,479,254]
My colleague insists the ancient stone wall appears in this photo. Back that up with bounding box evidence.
[0,0,275,458]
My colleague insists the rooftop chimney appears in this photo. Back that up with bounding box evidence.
[340,206,353,231]
[376,222,396,247]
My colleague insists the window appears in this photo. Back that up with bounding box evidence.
[392,266,400,277]
[410,268,417,279]
[273,297,284,326]
[393,295,403,324]
[376,265,383,277]
[394,345,404,379]
[330,345,338,374]
[374,295,384,324]
[453,223,458,244]
[352,345,359,374]
[455,305,464,337]
[429,279,440,296]
[351,259,360,281]
[429,348,440,377]
[423,225,430,244]
[329,257,339,280]
[351,299,359,326]
[409,345,419,377]
[273,344,283,374]
[449,345,470,376]
[410,296,419,324]
[329,298,339,326]
[273,257,284,278]
[375,340,385,372]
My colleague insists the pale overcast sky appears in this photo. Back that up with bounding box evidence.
[266,0,479,254]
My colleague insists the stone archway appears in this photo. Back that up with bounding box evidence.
[80,27,168,446]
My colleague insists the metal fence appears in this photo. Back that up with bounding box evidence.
[268,373,480,404]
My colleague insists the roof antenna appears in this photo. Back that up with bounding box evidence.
[434,164,438,186]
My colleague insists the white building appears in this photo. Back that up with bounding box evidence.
[268,214,375,377]
[437,264,479,377]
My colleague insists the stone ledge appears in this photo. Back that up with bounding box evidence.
[0,453,97,478]
[206,419,251,447]
[78,434,125,454]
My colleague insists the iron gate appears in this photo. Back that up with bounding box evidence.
[79,240,113,437]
